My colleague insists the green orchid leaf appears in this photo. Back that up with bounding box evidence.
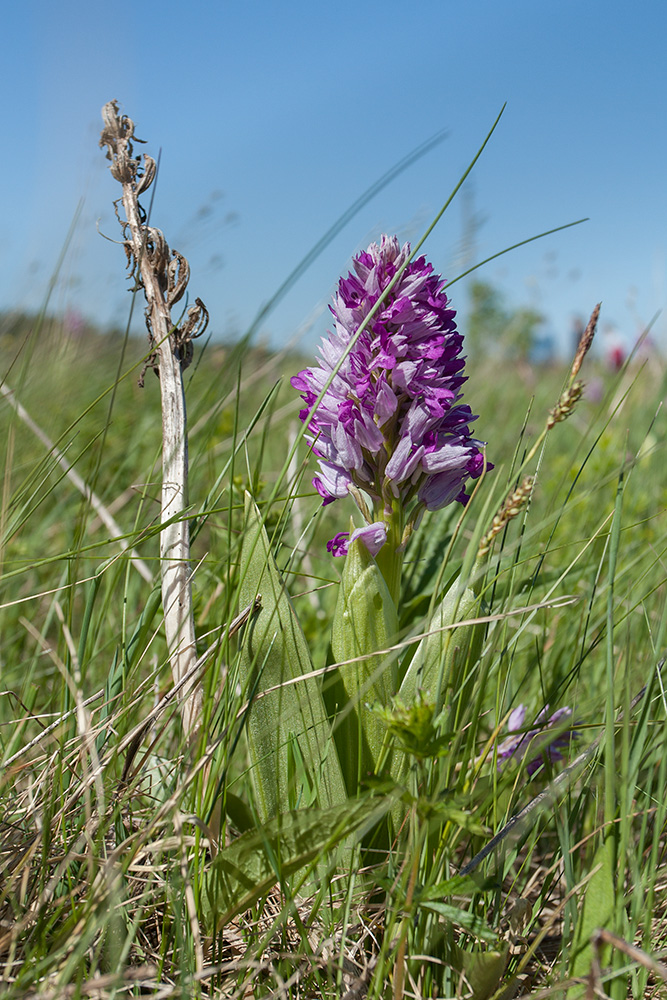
[570,834,616,989]
[461,945,510,1000]
[418,901,499,943]
[330,534,399,792]
[399,577,483,712]
[238,493,346,820]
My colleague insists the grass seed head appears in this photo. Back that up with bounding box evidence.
[478,475,534,558]
[547,380,584,429]
[570,302,600,382]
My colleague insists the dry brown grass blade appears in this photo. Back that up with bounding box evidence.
[588,928,667,995]
[18,964,158,1000]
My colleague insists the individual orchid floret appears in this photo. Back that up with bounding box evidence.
[291,237,489,540]
[496,704,574,775]
[326,522,388,558]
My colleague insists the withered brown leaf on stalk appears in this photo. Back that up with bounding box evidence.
[100,99,208,739]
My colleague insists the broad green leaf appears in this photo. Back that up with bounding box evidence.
[570,834,616,989]
[399,578,482,712]
[331,535,399,792]
[461,945,510,1000]
[96,648,122,755]
[418,901,498,942]
[390,578,482,789]
[204,793,394,929]
[238,494,346,820]
[418,873,482,899]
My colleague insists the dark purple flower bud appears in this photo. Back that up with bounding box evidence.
[291,236,489,525]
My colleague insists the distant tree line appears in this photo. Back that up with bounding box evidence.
[466,279,546,362]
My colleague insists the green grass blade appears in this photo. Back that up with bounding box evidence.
[204,792,394,930]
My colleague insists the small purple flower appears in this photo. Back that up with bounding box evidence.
[291,237,489,528]
[326,522,388,558]
[496,704,574,775]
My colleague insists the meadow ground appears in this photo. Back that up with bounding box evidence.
[0,309,666,999]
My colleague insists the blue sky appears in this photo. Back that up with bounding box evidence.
[3,0,667,356]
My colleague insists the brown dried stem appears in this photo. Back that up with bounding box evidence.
[99,100,208,738]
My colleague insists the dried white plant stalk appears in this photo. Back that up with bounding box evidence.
[100,101,208,737]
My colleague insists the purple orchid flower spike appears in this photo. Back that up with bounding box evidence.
[291,236,489,562]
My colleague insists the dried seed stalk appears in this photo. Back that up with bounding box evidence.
[100,101,208,737]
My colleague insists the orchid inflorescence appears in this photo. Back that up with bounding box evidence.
[292,236,489,556]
